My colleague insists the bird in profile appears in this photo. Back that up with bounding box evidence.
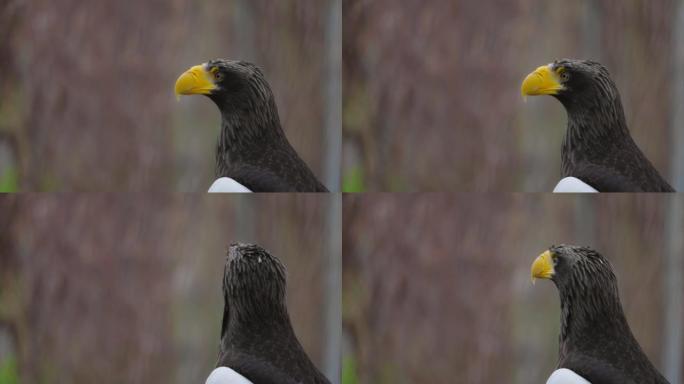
[205,243,331,384]
[531,245,670,384]
[175,60,329,193]
[521,59,674,192]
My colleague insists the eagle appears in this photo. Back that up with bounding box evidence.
[205,243,331,384]
[175,60,328,192]
[521,59,674,192]
[531,245,670,384]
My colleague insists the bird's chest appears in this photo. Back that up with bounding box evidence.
[559,327,646,384]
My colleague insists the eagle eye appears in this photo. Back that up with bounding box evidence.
[209,66,223,81]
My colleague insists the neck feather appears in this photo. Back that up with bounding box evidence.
[558,273,630,355]
[215,95,286,176]
[559,85,633,172]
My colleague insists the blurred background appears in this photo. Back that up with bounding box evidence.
[343,194,683,383]
[343,0,684,192]
[0,194,341,384]
[0,0,341,192]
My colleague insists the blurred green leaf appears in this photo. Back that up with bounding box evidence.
[0,355,19,384]
[0,167,18,193]
[343,166,365,192]
[342,355,358,384]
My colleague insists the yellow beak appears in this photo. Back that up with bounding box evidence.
[521,65,563,97]
[531,250,555,284]
[175,65,216,96]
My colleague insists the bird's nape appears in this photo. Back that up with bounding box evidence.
[213,243,331,384]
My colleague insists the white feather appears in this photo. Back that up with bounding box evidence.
[205,367,254,384]
[553,177,599,193]
[546,368,591,384]
[208,178,252,193]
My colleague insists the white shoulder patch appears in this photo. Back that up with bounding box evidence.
[553,177,599,193]
[205,367,254,384]
[208,178,252,193]
[546,368,591,384]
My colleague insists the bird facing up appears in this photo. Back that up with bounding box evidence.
[521,59,674,192]
[531,245,669,384]
[175,60,328,192]
[211,243,330,384]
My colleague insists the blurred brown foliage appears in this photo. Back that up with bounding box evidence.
[343,194,680,383]
[0,0,333,191]
[0,194,335,384]
[343,0,678,191]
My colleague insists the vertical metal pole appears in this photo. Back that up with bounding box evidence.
[323,194,341,383]
[664,3,684,381]
[664,195,683,383]
[671,0,684,191]
[323,0,342,191]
